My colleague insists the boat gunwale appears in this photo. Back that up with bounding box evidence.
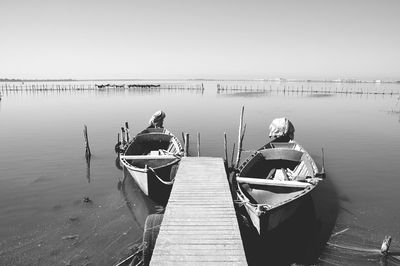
[236,179,315,212]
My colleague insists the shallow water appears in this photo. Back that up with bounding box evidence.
[0,81,400,265]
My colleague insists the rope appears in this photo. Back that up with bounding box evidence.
[326,242,381,253]
[147,166,175,186]
[234,197,271,210]
[241,149,258,153]
[159,149,182,159]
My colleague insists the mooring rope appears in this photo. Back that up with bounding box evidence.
[147,166,175,186]
[158,149,182,159]
[326,242,381,253]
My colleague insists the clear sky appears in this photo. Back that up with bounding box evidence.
[0,0,399,80]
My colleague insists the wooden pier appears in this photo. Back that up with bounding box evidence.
[150,157,247,265]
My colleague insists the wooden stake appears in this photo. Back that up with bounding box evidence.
[235,106,245,168]
[224,132,228,163]
[184,133,190,157]
[197,132,200,157]
[231,142,236,168]
[83,125,91,159]
[321,147,326,174]
[121,127,126,146]
[125,122,130,143]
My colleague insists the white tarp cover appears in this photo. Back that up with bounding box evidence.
[268,117,295,139]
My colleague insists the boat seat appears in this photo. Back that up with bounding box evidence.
[259,148,303,162]
[269,142,297,149]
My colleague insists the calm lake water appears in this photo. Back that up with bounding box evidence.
[0,80,400,265]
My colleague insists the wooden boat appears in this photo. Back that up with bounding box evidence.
[119,127,183,204]
[236,140,323,234]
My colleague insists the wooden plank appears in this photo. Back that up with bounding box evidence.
[152,244,244,250]
[157,231,239,236]
[151,255,245,261]
[155,235,242,240]
[149,262,243,266]
[150,157,247,265]
[155,239,244,245]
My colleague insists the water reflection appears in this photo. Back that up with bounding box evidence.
[307,93,335,98]
[119,167,158,230]
[239,196,320,265]
[86,156,91,183]
[218,91,272,98]
[115,156,123,171]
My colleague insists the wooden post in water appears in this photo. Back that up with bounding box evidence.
[121,127,126,146]
[231,142,236,168]
[235,106,245,168]
[197,132,200,157]
[125,122,130,143]
[83,125,91,159]
[184,133,190,157]
[224,132,228,163]
[321,147,326,174]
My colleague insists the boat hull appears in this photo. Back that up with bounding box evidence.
[236,140,320,234]
[120,127,183,204]
[124,161,179,204]
[240,188,311,234]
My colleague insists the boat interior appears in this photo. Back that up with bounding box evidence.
[238,148,312,205]
[240,149,305,178]
[125,133,175,156]
[240,183,307,206]
[123,132,179,169]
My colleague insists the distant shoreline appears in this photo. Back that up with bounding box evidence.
[1,78,399,84]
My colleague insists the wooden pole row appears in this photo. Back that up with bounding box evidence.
[216,85,399,95]
[0,84,205,91]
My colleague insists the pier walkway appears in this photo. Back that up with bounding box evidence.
[150,157,247,265]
